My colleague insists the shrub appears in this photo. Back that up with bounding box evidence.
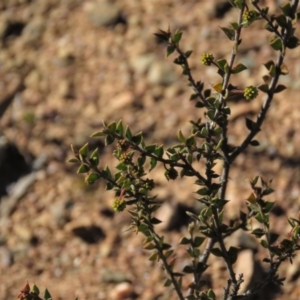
[16,282,78,300]
[30,1,300,299]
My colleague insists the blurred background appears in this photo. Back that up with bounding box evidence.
[0,0,300,299]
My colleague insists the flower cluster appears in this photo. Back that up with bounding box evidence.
[200,53,214,66]
[244,86,259,101]
[112,198,126,212]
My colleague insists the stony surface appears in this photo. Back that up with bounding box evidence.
[0,0,300,299]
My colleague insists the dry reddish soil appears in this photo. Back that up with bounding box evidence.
[0,0,300,299]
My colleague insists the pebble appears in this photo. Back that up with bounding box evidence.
[84,1,121,27]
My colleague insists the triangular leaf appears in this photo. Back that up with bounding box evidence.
[232,63,247,74]
[220,27,235,41]
[274,84,287,93]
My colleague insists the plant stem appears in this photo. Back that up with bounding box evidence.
[151,232,185,300]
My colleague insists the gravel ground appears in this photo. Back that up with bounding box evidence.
[0,0,300,299]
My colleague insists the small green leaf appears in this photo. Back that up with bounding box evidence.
[79,143,89,158]
[280,63,289,75]
[214,198,229,209]
[227,246,239,264]
[162,243,172,250]
[70,144,76,154]
[125,126,132,140]
[274,84,287,93]
[105,134,115,146]
[264,60,275,71]
[286,36,300,49]
[132,132,143,145]
[280,2,292,17]
[245,118,256,131]
[196,188,209,195]
[269,233,279,245]
[170,153,179,161]
[116,162,127,171]
[269,35,283,51]
[32,284,40,295]
[255,212,265,224]
[210,248,223,257]
[137,224,148,233]
[190,93,198,101]
[149,252,158,261]
[234,0,244,9]
[173,30,182,43]
[144,242,156,250]
[154,32,169,42]
[251,228,265,238]
[149,157,157,171]
[85,172,101,184]
[262,75,272,84]
[89,148,99,166]
[164,249,174,258]
[90,131,106,137]
[262,201,275,213]
[186,135,196,147]
[183,265,194,273]
[250,140,260,146]
[44,288,52,300]
[262,187,274,196]
[215,138,223,151]
[137,156,146,168]
[232,63,247,74]
[178,130,186,143]
[258,83,269,93]
[166,45,175,57]
[275,14,287,27]
[200,127,208,137]
[220,27,235,41]
[116,119,124,135]
[77,164,90,174]
[213,127,222,135]
[216,59,228,72]
[179,237,190,245]
[164,278,172,287]
[107,121,116,132]
[207,288,216,299]
[223,106,231,115]
[151,217,162,225]
[194,236,205,247]
[230,22,239,30]
[68,157,79,163]
[145,144,156,153]
[185,50,193,58]
[261,239,269,248]
[154,145,164,158]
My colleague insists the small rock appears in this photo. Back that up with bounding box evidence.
[84,1,122,27]
[130,54,156,75]
[105,91,134,114]
[155,201,196,231]
[147,61,178,85]
[234,250,258,293]
[109,282,135,300]
[50,199,74,228]
[225,229,258,251]
[234,249,280,299]
[22,16,46,46]
[0,246,14,268]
